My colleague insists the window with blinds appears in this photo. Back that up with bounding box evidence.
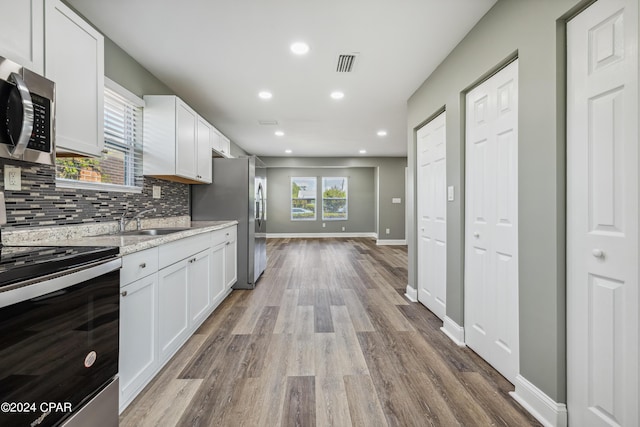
[56,79,144,192]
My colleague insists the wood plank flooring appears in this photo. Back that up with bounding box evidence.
[120,238,540,427]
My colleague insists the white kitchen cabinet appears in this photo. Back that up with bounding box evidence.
[157,259,189,363]
[188,249,212,328]
[45,0,104,157]
[211,128,232,158]
[210,242,226,304]
[196,117,213,183]
[143,95,212,184]
[224,228,238,289]
[119,273,158,412]
[0,0,44,73]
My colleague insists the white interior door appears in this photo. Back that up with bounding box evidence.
[567,0,638,425]
[417,112,447,320]
[464,60,519,383]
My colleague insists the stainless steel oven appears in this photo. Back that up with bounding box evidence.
[0,55,55,165]
[0,246,120,427]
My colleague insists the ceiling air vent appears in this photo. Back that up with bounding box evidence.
[336,54,358,72]
[258,120,278,126]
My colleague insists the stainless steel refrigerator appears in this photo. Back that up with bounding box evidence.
[191,156,266,289]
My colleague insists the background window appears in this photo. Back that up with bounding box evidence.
[322,177,348,220]
[291,177,317,220]
[56,78,144,192]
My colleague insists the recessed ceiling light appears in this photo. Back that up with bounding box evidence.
[330,91,345,100]
[359,149,367,154]
[377,130,387,137]
[275,130,284,136]
[290,42,310,55]
[258,91,272,100]
[285,149,292,154]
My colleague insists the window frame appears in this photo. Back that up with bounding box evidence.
[321,176,348,221]
[291,176,317,221]
[55,77,145,193]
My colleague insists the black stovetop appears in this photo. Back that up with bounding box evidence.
[0,245,119,289]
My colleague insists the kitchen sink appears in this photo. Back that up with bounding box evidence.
[115,227,191,236]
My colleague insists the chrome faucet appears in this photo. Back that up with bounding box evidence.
[120,208,157,232]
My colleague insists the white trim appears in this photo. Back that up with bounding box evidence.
[405,285,418,302]
[509,375,567,427]
[266,232,377,239]
[376,239,407,246]
[55,178,143,194]
[104,77,145,107]
[440,316,465,346]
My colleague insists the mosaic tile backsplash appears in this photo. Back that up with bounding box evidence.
[0,159,189,229]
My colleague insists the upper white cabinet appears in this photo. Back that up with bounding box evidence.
[45,0,104,157]
[211,128,232,158]
[0,0,44,73]
[143,95,212,184]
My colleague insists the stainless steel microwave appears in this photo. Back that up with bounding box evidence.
[0,56,55,165]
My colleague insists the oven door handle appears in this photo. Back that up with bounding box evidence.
[7,72,34,158]
[0,258,122,308]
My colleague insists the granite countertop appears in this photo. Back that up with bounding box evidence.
[3,217,238,256]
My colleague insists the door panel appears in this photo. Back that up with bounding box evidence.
[465,59,519,383]
[416,112,446,320]
[567,0,638,425]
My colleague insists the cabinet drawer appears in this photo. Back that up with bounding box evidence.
[159,232,211,269]
[211,226,235,247]
[121,247,159,286]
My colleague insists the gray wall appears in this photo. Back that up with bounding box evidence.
[262,157,407,240]
[266,167,375,234]
[407,0,583,402]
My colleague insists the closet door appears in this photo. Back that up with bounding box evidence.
[465,60,519,382]
[416,112,447,320]
[567,0,638,425]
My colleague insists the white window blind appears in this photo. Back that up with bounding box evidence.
[56,78,144,192]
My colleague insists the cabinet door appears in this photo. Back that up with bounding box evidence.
[45,0,104,156]
[188,249,211,328]
[158,260,189,362]
[175,99,197,179]
[119,273,158,412]
[224,238,238,289]
[0,0,44,73]
[220,135,231,157]
[196,117,212,183]
[210,242,226,303]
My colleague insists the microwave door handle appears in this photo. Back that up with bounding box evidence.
[7,72,34,158]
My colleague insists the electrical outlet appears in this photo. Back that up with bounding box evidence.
[341,226,345,232]
[152,185,161,199]
[322,223,326,228]
[386,228,390,235]
[4,166,21,191]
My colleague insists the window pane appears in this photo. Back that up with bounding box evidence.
[291,177,317,221]
[322,177,348,220]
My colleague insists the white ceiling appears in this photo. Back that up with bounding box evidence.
[66,0,496,157]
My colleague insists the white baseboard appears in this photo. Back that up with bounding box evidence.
[405,285,418,302]
[267,232,377,239]
[440,316,466,346]
[510,375,567,427]
[376,239,407,246]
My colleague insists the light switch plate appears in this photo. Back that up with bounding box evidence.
[152,185,161,199]
[4,166,21,191]
[392,197,401,204]
[447,186,454,201]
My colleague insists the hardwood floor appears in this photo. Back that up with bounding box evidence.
[120,238,540,427]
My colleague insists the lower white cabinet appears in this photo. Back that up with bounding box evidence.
[224,232,238,289]
[118,225,237,413]
[157,259,189,363]
[188,249,212,329]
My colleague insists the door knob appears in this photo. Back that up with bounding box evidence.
[592,249,605,258]
[473,232,480,238]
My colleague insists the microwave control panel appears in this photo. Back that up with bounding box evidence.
[27,93,52,153]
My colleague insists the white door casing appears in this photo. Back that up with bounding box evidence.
[464,60,519,383]
[417,112,447,320]
[567,0,639,425]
